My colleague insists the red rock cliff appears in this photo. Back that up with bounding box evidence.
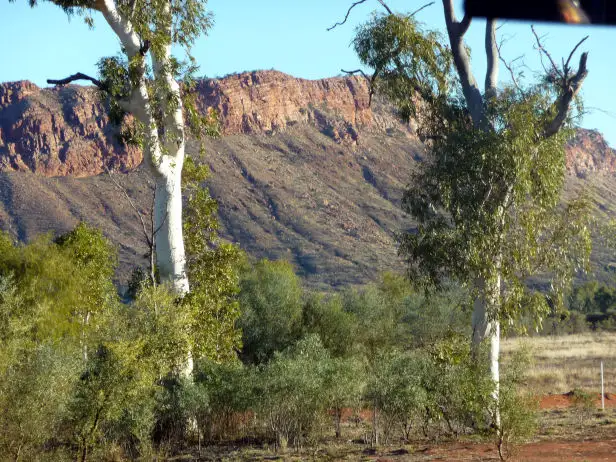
[0,70,613,177]
[566,128,616,176]
[195,70,374,140]
[0,81,141,177]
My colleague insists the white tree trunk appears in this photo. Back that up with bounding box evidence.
[98,0,190,297]
[471,274,501,428]
[153,153,189,296]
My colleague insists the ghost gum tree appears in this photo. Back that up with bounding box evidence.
[336,0,592,422]
[23,0,216,295]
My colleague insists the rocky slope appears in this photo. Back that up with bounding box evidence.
[0,71,615,287]
[567,128,616,177]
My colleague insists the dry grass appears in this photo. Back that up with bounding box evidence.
[502,332,616,394]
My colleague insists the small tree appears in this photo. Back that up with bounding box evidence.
[182,157,245,363]
[253,335,330,451]
[302,292,358,358]
[321,355,366,438]
[238,259,304,364]
[365,349,427,444]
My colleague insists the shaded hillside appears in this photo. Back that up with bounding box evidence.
[0,120,419,288]
[1,71,616,288]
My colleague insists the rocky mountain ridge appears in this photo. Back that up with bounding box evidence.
[2,70,613,178]
[1,70,615,287]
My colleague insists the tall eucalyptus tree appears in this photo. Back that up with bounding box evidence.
[23,0,216,295]
[336,0,591,423]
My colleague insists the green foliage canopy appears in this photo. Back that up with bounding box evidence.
[182,157,245,362]
[354,13,592,332]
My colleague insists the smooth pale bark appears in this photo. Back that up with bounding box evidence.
[471,275,501,427]
[95,0,190,295]
[153,154,189,295]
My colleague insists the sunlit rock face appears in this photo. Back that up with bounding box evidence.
[0,80,141,177]
[0,71,611,178]
[566,128,616,177]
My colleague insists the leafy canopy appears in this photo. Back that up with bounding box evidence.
[354,13,591,331]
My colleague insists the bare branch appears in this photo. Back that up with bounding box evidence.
[341,68,370,80]
[497,39,523,93]
[495,20,509,31]
[459,12,471,36]
[442,0,457,26]
[410,1,434,17]
[442,0,483,125]
[104,165,152,248]
[328,0,393,31]
[544,51,589,138]
[327,0,370,31]
[564,35,589,74]
[47,72,105,89]
[531,25,561,79]
[376,0,393,15]
[342,68,377,105]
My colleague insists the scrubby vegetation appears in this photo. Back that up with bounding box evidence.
[0,157,608,460]
[0,221,539,460]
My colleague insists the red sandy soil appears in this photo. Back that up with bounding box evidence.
[540,392,616,409]
[359,395,616,461]
[371,439,616,461]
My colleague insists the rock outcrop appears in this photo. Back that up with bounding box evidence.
[566,128,616,177]
[0,71,408,178]
[0,70,613,178]
[0,81,141,177]
[195,70,378,140]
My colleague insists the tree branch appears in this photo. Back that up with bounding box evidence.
[531,25,561,79]
[328,0,392,31]
[47,72,105,89]
[564,35,589,76]
[484,19,499,100]
[459,12,471,36]
[341,68,370,80]
[327,0,370,31]
[410,1,434,17]
[442,0,483,126]
[376,0,393,15]
[544,51,589,138]
[531,26,589,138]
[104,165,152,249]
[342,68,378,105]
[496,36,524,94]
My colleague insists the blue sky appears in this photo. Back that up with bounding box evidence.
[2,0,615,145]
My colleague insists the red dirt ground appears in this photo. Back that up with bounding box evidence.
[540,392,616,409]
[375,439,616,461]
[365,395,616,461]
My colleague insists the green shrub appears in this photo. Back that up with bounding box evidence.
[253,335,330,450]
[421,336,493,437]
[321,355,366,438]
[0,343,79,461]
[571,388,596,426]
[194,359,255,441]
[302,292,358,357]
[63,344,157,462]
[496,347,538,461]
[239,259,304,364]
[365,349,428,444]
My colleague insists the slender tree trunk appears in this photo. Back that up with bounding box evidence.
[471,274,501,428]
[152,154,189,295]
[372,404,379,446]
[335,408,342,438]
